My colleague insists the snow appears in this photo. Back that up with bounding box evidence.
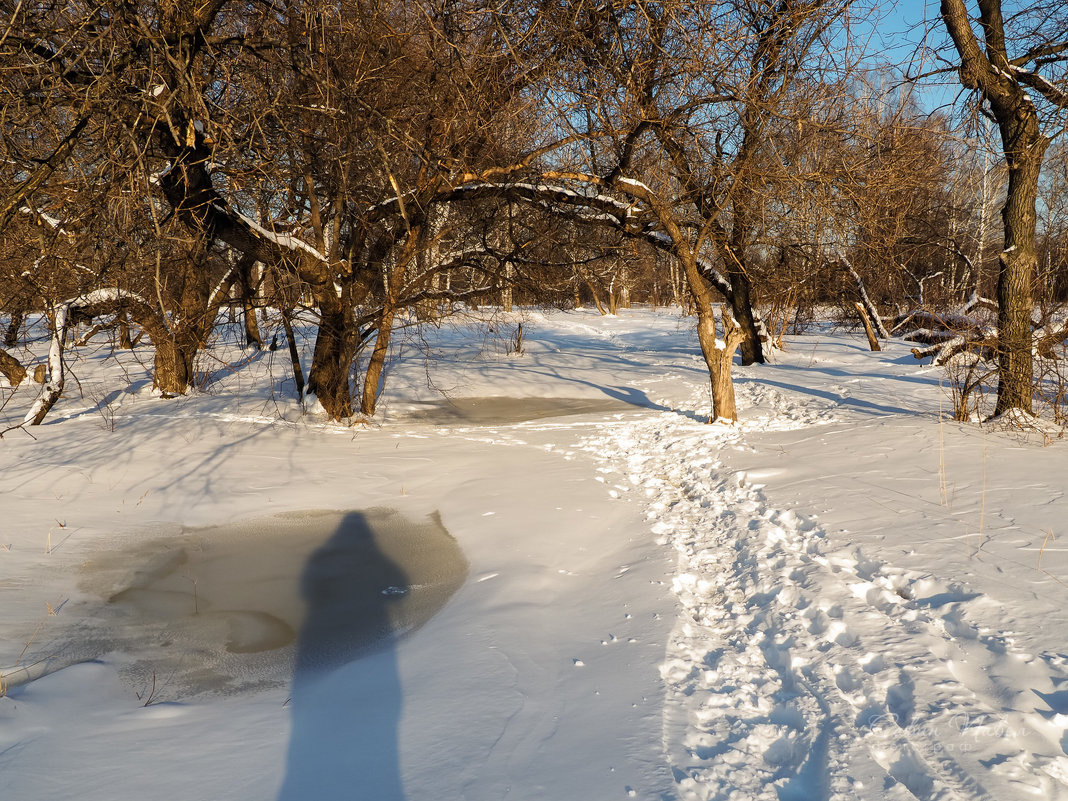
[617,176,654,196]
[20,205,66,233]
[1,308,1067,800]
[220,205,328,264]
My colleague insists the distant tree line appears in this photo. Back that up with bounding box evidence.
[1,1,1066,423]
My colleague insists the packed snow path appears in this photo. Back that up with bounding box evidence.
[578,379,1068,801]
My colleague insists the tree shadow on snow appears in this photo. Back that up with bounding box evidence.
[277,512,408,801]
[736,376,917,417]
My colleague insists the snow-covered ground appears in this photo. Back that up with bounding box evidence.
[1,307,1066,800]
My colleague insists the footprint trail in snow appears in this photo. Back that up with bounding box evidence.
[579,381,1068,801]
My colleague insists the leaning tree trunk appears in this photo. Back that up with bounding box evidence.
[4,307,24,348]
[683,252,743,422]
[854,302,882,352]
[361,244,416,416]
[24,304,68,425]
[360,305,396,417]
[0,347,26,386]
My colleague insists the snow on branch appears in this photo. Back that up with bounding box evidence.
[962,292,998,316]
[895,298,997,365]
[643,230,732,298]
[20,205,68,235]
[1008,64,1068,109]
[835,256,889,340]
[215,204,328,265]
[446,180,637,223]
[440,179,734,300]
[24,289,153,426]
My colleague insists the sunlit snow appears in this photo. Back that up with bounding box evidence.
[1,307,1066,801]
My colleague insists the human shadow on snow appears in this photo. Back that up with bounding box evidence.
[277,512,409,801]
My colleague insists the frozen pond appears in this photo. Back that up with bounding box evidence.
[46,509,467,699]
[393,395,644,425]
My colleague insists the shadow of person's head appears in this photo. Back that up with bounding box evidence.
[295,512,409,676]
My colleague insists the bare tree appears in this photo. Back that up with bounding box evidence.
[1,0,565,420]
[940,0,1068,416]
[546,0,858,419]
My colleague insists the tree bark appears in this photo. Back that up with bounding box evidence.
[152,336,197,397]
[0,347,26,386]
[360,305,396,417]
[940,0,1055,416]
[994,113,1045,414]
[854,302,882,351]
[307,293,354,420]
[4,308,24,348]
[682,250,742,422]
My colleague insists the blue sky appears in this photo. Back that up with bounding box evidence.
[858,1,963,112]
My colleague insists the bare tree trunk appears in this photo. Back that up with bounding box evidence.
[715,327,744,421]
[149,270,222,397]
[280,308,305,400]
[728,267,764,365]
[700,308,745,423]
[362,232,424,416]
[24,304,69,425]
[0,347,26,386]
[307,294,354,420]
[940,0,1062,417]
[976,127,993,298]
[239,257,264,349]
[502,260,514,312]
[672,259,684,308]
[152,335,196,397]
[994,123,1044,414]
[360,305,395,416]
[578,269,607,315]
[4,308,24,348]
[118,313,134,349]
[712,211,764,364]
[682,250,743,422]
[854,302,882,351]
